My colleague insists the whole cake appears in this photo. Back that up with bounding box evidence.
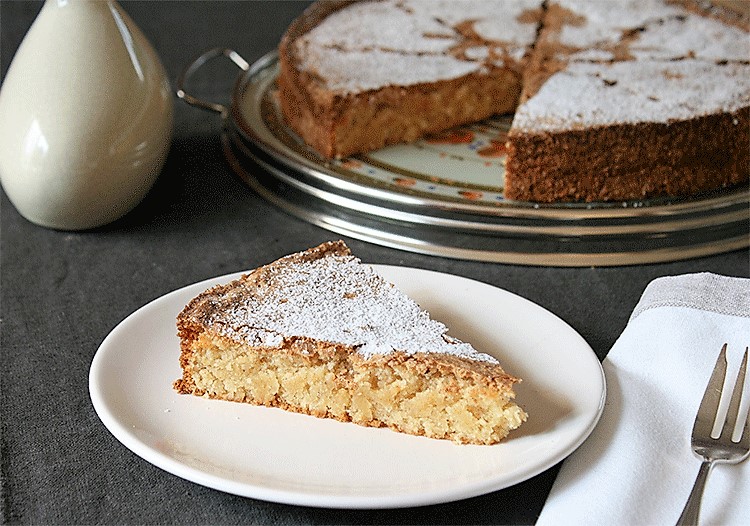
[174,241,526,444]
[277,0,750,202]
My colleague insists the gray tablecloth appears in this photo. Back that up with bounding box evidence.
[1,2,748,524]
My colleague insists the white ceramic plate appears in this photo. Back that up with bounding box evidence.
[89,265,605,509]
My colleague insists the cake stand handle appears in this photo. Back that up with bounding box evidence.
[176,48,249,116]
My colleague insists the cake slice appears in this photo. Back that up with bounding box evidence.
[174,241,526,444]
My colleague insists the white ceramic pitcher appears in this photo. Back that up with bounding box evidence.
[0,0,173,230]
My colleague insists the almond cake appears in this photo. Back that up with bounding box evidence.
[174,241,527,445]
[277,0,750,203]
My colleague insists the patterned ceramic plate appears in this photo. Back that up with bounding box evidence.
[270,111,510,205]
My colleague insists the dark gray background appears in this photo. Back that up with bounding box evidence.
[1,1,748,523]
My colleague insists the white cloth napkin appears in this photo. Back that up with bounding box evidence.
[537,272,750,526]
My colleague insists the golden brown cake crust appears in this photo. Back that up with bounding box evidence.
[278,66,521,159]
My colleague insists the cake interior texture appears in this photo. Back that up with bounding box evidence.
[175,241,526,445]
[178,332,526,445]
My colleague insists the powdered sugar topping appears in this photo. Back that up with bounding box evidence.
[297,48,483,94]
[630,14,750,62]
[550,0,749,62]
[293,0,543,94]
[207,254,499,364]
[554,0,683,50]
[514,60,750,132]
[299,1,456,54]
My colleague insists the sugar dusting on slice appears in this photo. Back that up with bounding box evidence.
[208,254,499,364]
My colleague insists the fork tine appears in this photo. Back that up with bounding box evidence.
[739,348,750,448]
[693,344,728,440]
[720,347,748,442]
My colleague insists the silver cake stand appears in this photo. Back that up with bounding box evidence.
[177,49,750,266]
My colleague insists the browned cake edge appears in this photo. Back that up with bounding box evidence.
[505,106,750,203]
[278,66,522,159]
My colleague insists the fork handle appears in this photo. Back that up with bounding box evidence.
[676,460,714,526]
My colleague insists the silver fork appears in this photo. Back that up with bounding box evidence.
[676,344,749,526]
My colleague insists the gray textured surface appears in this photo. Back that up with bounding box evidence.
[1,2,748,523]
